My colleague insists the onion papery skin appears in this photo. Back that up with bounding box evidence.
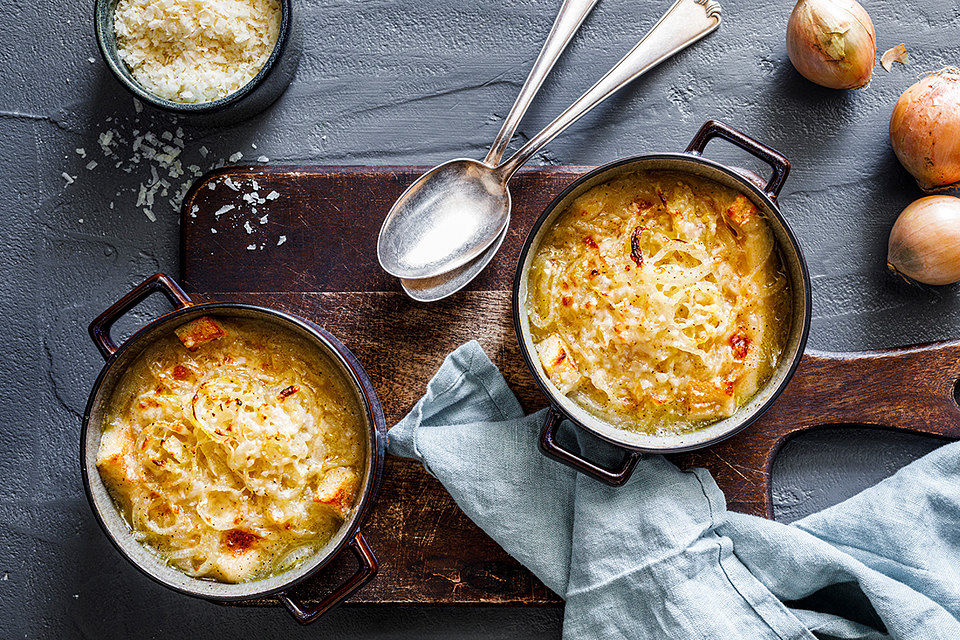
[786,0,876,90]
[887,195,960,286]
[890,69,960,192]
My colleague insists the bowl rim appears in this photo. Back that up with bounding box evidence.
[80,301,386,601]
[512,152,812,454]
[93,0,294,114]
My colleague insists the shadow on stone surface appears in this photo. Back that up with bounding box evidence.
[771,425,947,523]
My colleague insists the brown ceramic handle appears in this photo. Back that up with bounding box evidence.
[684,119,790,199]
[538,406,642,486]
[88,273,193,360]
[278,532,378,625]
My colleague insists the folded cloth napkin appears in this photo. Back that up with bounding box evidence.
[388,341,960,639]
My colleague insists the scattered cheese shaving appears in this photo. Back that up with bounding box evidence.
[277,235,286,245]
[214,204,236,217]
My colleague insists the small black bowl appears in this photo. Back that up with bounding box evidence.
[94,0,302,125]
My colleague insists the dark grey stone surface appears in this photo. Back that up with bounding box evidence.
[2,0,956,637]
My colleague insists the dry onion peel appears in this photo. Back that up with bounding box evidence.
[890,68,960,192]
[880,44,909,72]
[887,195,960,286]
[786,0,877,89]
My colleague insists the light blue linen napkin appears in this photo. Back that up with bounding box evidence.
[388,341,960,639]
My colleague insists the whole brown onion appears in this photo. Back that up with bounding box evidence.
[887,195,960,285]
[890,68,960,191]
[786,0,876,89]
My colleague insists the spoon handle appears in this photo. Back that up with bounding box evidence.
[497,0,722,179]
[483,0,601,167]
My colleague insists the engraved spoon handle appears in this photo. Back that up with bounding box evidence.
[484,0,602,167]
[496,0,722,179]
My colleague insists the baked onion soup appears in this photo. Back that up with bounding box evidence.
[96,316,366,583]
[526,170,791,436]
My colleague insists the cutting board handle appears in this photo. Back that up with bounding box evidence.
[675,339,960,517]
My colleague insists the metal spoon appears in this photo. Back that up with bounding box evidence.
[379,0,722,283]
[398,0,601,302]
[380,0,602,284]
[400,221,509,301]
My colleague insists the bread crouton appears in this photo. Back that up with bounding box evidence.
[174,316,226,351]
[314,467,359,519]
[536,334,583,394]
[96,427,137,511]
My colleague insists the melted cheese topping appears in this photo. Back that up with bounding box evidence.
[527,170,791,435]
[97,317,365,583]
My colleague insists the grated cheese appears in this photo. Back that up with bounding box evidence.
[114,0,281,104]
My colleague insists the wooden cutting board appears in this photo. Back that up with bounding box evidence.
[181,165,960,607]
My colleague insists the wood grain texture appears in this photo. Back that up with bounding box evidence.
[183,167,960,606]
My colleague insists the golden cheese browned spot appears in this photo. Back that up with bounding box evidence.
[174,316,226,351]
[729,332,751,360]
[222,528,261,553]
[726,194,758,226]
[278,384,300,400]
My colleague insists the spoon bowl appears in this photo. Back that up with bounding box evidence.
[400,220,509,302]
[377,159,510,279]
